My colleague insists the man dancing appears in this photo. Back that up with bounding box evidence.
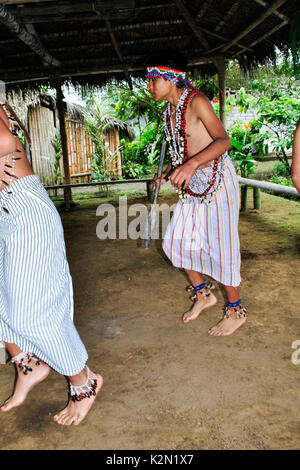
[147,50,247,336]
[0,101,102,425]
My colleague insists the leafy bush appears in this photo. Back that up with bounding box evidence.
[273,162,291,178]
[122,160,147,179]
[121,123,164,168]
[228,121,256,177]
[269,176,294,186]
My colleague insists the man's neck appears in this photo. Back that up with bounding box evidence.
[166,87,185,109]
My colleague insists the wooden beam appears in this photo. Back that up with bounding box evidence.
[92,5,133,89]
[216,57,226,128]
[3,0,54,3]
[232,19,289,58]
[221,0,288,53]
[5,14,253,55]
[0,2,60,68]
[104,18,133,89]
[195,0,214,22]
[253,0,290,22]
[11,2,173,22]
[3,34,197,63]
[214,0,240,33]
[173,0,209,50]
[7,1,135,20]
[53,73,72,210]
[3,55,226,84]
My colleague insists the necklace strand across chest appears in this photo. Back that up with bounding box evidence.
[163,89,222,203]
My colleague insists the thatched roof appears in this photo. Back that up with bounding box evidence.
[0,0,298,90]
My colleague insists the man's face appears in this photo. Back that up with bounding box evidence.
[147,77,173,101]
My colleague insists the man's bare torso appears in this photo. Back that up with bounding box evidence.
[169,93,214,168]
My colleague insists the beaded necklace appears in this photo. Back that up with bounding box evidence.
[0,103,21,215]
[163,88,224,203]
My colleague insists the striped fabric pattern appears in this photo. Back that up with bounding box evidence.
[0,175,88,376]
[162,156,241,287]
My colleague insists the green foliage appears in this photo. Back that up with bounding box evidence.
[122,160,147,179]
[120,123,164,178]
[106,82,163,126]
[230,75,300,173]
[229,123,256,178]
[84,99,130,181]
[51,130,63,185]
[269,176,294,187]
[273,162,291,178]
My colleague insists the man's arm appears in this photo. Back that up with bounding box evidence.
[188,94,232,168]
[292,119,300,193]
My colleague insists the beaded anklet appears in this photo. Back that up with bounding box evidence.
[187,281,214,300]
[70,366,97,402]
[224,299,247,319]
[10,352,41,375]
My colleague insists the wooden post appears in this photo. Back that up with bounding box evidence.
[253,187,261,209]
[54,74,72,210]
[146,181,155,202]
[241,185,248,212]
[216,57,226,129]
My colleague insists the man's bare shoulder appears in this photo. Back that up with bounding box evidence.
[189,92,214,119]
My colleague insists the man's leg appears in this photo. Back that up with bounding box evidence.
[182,269,217,323]
[1,342,103,426]
[1,342,50,412]
[208,285,246,336]
[54,367,103,426]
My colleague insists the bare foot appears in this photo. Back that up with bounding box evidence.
[208,306,247,336]
[1,357,50,412]
[183,291,217,323]
[54,370,103,426]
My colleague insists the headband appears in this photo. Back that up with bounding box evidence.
[146,66,194,89]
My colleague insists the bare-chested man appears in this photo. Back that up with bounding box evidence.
[0,100,102,425]
[147,50,247,336]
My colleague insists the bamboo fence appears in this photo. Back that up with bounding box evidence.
[28,105,123,186]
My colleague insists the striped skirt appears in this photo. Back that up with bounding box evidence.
[0,175,88,376]
[162,156,241,287]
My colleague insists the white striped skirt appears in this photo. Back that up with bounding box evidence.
[162,156,241,287]
[0,175,88,376]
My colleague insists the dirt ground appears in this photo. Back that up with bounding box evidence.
[0,188,300,450]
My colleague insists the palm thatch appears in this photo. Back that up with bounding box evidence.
[0,0,298,91]
[65,101,135,139]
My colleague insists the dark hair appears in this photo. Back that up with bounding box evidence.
[146,48,188,88]
[146,48,187,71]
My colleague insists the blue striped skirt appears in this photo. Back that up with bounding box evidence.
[162,156,241,287]
[0,175,88,376]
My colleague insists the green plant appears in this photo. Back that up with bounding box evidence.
[269,176,294,186]
[229,123,256,178]
[51,130,63,185]
[84,100,129,182]
[273,162,291,178]
[122,160,147,179]
[234,76,300,173]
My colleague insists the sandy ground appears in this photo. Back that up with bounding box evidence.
[0,188,300,450]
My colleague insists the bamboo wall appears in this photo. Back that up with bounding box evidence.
[28,105,123,186]
[29,105,57,186]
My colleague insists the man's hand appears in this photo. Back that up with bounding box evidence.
[153,170,169,188]
[169,159,197,189]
